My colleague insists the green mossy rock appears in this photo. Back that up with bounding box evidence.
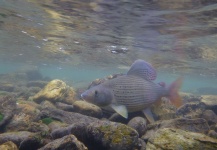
[147,128,217,150]
[86,121,139,150]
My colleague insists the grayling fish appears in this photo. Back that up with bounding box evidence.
[81,59,182,122]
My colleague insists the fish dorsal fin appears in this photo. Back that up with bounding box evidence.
[142,108,155,123]
[111,104,128,118]
[127,59,157,81]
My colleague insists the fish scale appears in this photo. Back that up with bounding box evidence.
[110,75,162,112]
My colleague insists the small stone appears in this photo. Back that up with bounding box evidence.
[73,101,103,118]
[127,117,147,137]
[0,141,18,150]
[55,102,74,112]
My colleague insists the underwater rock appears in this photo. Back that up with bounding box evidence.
[201,95,217,114]
[73,101,103,118]
[151,98,177,120]
[40,107,98,124]
[48,121,68,133]
[86,120,139,150]
[40,101,56,109]
[180,92,201,103]
[0,141,18,150]
[0,96,17,130]
[202,110,217,125]
[208,130,217,139]
[55,102,74,112]
[127,117,147,137]
[0,131,34,146]
[176,102,206,119]
[146,128,217,150]
[27,81,48,88]
[38,134,87,150]
[0,83,15,92]
[142,118,210,141]
[32,79,76,104]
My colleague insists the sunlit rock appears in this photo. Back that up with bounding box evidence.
[0,141,18,150]
[146,128,217,150]
[32,79,76,104]
[201,95,217,114]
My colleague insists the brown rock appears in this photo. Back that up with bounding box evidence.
[127,117,147,137]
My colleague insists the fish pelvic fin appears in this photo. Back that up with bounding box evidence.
[168,77,183,108]
[111,104,128,119]
[142,108,155,123]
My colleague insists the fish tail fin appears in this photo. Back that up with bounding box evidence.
[168,77,183,108]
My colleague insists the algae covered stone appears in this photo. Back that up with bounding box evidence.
[86,120,139,150]
[146,128,217,150]
[32,79,76,104]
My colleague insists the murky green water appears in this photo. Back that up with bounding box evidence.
[0,0,217,94]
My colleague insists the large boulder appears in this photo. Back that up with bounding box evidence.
[146,128,217,150]
[38,134,87,150]
[32,80,76,104]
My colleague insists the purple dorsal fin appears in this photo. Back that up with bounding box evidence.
[127,59,157,81]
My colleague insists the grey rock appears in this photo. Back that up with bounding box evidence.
[176,102,206,119]
[208,130,217,139]
[0,131,33,146]
[55,102,74,112]
[40,107,98,124]
[202,110,217,125]
[73,101,103,118]
[127,117,147,137]
[0,96,16,129]
[38,134,87,150]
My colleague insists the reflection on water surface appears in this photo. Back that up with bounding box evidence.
[0,0,217,93]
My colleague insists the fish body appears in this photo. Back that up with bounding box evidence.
[81,59,182,122]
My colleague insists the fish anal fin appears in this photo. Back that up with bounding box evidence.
[142,108,155,123]
[111,104,128,119]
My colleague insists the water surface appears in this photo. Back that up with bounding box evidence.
[0,0,217,94]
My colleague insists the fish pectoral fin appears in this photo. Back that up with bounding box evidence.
[142,108,155,123]
[111,104,128,119]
